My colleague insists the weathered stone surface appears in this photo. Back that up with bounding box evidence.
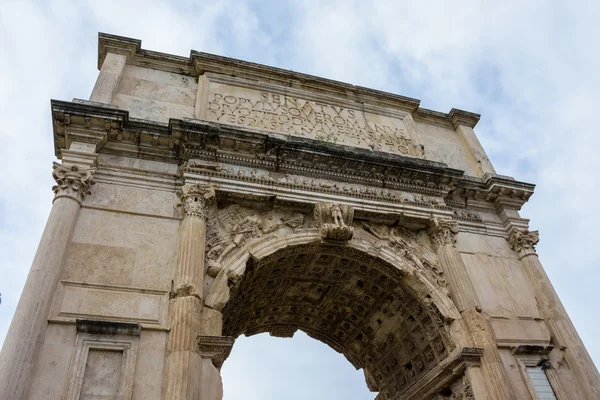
[1,32,598,400]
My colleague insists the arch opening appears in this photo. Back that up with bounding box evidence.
[221,242,455,399]
[221,331,374,399]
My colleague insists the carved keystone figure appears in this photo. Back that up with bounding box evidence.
[313,202,354,240]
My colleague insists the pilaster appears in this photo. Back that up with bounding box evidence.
[509,228,600,399]
[449,108,496,177]
[0,161,96,400]
[163,183,216,400]
[89,52,127,104]
[428,217,516,400]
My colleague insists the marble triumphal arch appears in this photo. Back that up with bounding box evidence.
[1,33,599,400]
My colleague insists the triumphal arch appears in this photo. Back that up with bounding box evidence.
[1,33,598,400]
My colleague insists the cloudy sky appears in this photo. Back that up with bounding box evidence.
[1,1,599,398]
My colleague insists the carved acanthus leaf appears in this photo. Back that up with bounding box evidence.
[52,162,95,202]
[508,228,539,255]
[428,217,459,250]
[176,183,215,218]
[313,202,354,240]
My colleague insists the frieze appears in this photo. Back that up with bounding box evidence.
[181,159,452,210]
[51,100,535,212]
[452,208,482,222]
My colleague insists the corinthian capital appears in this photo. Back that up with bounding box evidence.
[428,217,459,250]
[508,229,539,256]
[176,183,215,218]
[52,162,95,204]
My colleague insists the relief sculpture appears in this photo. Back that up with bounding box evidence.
[362,222,448,292]
[313,202,354,240]
[206,204,305,277]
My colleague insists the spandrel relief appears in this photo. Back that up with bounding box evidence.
[205,203,306,277]
[360,222,448,293]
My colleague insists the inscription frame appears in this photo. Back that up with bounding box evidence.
[195,73,424,158]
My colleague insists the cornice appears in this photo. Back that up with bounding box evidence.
[52,99,128,157]
[191,53,421,113]
[449,173,535,211]
[413,108,481,130]
[448,108,480,129]
[96,32,479,128]
[98,33,140,70]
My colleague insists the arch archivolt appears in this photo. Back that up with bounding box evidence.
[202,202,478,399]
[204,203,455,319]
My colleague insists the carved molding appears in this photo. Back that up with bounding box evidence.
[181,160,451,209]
[63,330,139,400]
[52,162,95,204]
[314,202,354,240]
[452,208,482,222]
[75,319,141,337]
[508,229,539,256]
[428,217,459,250]
[197,335,234,367]
[176,183,215,218]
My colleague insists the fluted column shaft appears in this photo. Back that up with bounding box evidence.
[510,229,600,399]
[428,218,515,400]
[163,184,220,400]
[0,163,95,400]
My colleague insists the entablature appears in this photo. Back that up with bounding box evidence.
[51,99,534,234]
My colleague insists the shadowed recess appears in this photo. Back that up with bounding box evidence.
[222,243,454,399]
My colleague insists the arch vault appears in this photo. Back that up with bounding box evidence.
[208,231,479,399]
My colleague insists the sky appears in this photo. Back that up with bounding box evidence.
[0,1,599,399]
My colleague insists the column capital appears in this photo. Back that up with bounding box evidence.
[176,183,215,218]
[52,162,95,204]
[428,217,459,250]
[508,228,539,257]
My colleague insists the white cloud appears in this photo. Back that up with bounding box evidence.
[1,1,598,398]
[287,0,600,367]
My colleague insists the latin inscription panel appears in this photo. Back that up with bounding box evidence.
[200,76,422,157]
